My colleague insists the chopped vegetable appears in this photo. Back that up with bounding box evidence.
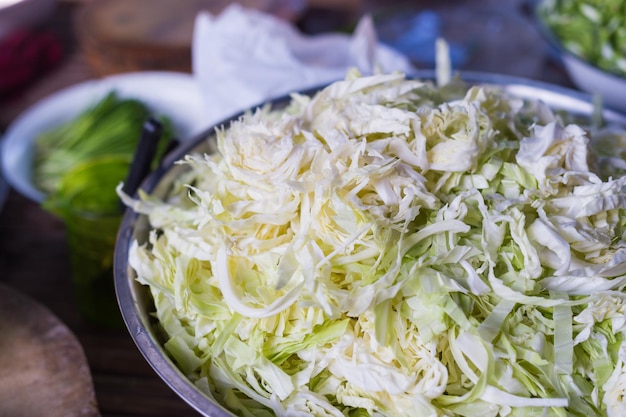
[538,0,626,76]
[120,70,626,416]
[32,91,172,196]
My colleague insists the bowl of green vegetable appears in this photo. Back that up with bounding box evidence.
[115,70,626,417]
[535,0,626,112]
[0,71,207,203]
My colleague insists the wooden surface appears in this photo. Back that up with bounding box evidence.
[0,194,202,417]
[0,282,100,417]
[74,0,301,76]
[0,1,575,416]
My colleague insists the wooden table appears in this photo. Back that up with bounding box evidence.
[0,0,574,416]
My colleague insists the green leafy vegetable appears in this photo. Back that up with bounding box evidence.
[121,70,626,416]
[33,91,173,196]
[538,0,626,76]
[44,155,132,217]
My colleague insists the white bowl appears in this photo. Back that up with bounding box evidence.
[560,53,626,113]
[0,71,208,203]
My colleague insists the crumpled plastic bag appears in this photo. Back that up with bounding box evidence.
[192,3,415,127]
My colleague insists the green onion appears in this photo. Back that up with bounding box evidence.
[32,91,173,197]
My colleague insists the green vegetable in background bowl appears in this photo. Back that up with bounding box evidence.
[32,90,173,197]
[538,0,626,77]
[32,90,174,326]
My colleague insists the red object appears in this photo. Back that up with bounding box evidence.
[0,29,63,96]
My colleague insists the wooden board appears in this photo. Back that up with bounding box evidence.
[0,282,100,417]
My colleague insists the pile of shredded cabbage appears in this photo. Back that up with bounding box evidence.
[122,70,626,417]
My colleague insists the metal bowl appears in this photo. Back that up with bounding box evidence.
[113,71,626,417]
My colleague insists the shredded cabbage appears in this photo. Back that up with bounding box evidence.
[121,69,626,416]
